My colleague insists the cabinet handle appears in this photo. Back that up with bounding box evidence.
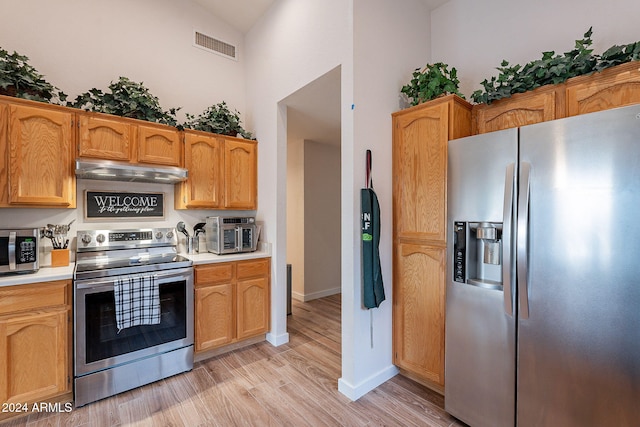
[8,231,16,270]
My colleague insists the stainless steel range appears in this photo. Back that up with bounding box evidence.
[73,228,194,407]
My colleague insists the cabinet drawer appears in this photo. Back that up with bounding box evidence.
[195,263,234,285]
[0,280,70,315]
[237,258,270,280]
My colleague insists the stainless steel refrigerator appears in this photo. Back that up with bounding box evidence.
[445,104,640,427]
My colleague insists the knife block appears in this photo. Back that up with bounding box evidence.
[51,248,70,267]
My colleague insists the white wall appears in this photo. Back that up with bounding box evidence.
[246,0,431,400]
[0,0,246,122]
[431,0,640,99]
[286,138,305,298]
[245,0,351,347]
[337,0,431,399]
[286,138,341,302]
[304,140,341,301]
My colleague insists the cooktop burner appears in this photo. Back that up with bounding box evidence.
[74,228,193,280]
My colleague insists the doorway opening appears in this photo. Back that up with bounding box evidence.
[283,65,342,354]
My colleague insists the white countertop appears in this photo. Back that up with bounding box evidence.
[0,264,76,287]
[0,244,271,288]
[186,247,271,265]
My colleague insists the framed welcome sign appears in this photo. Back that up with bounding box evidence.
[85,191,165,220]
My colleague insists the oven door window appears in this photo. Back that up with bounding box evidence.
[0,237,8,265]
[84,281,187,363]
[222,228,237,251]
[241,228,253,250]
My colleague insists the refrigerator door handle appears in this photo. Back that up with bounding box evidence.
[502,163,515,316]
[517,162,531,319]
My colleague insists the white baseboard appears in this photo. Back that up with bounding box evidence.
[292,287,341,302]
[266,331,290,347]
[337,364,399,401]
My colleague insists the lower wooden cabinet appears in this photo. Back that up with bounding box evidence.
[393,243,446,388]
[194,259,270,354]
[236,276,270,340]
[196,283,234,349]
[0,280,71,410]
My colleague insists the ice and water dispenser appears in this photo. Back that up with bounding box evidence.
[453,221,503,289]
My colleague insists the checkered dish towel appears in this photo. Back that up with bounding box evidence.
[114,274,161,332]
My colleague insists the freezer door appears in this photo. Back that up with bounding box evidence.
[445,129,517,427]
[517,105,640,426]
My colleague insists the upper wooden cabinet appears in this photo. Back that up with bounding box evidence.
[176,132,257,210]
[77,112,181,166]
[224,137,257,210]
[175,131,223,209]
[137,123,182,166]
[78,113,133,161]
[473,61,640,134]
[565,61,640,117]
[0,95,259,211]
[473,85,563,134]
[392,95,471,243]
[0,103,8,205]
[0,99,76,208]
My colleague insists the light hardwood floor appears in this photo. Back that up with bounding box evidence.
[1,294,464,427]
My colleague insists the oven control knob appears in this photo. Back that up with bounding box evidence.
[96,234,106,243]
[81,234,92,244]
[166,231,174,239]
[155,231,164,240]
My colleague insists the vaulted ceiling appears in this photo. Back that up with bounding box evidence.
[194,0,449,34]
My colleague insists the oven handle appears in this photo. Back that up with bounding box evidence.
[75,267,193,290]
[8,231,17,271]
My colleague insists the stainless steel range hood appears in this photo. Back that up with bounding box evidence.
[75,159,188,184]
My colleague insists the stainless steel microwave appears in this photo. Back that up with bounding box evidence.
[0,228,39,275]
[205,217,258,254]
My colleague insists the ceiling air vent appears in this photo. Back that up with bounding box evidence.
[193,30,237,61]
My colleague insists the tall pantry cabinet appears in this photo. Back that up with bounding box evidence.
[392,95,471,391]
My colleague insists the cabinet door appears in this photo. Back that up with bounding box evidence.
[0,103,8,205]
[237,277,269,340]
[0,309,68,403]
[7,104,75,207]
[224,138,257,210]
[195,283,234,351]
[473,88,558,134]
[393,102,448,242]
[565,61,640,117]
[137,124,181,166]
[176,133,223,209]
[393,243,445,386]
[78,114,133,161]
